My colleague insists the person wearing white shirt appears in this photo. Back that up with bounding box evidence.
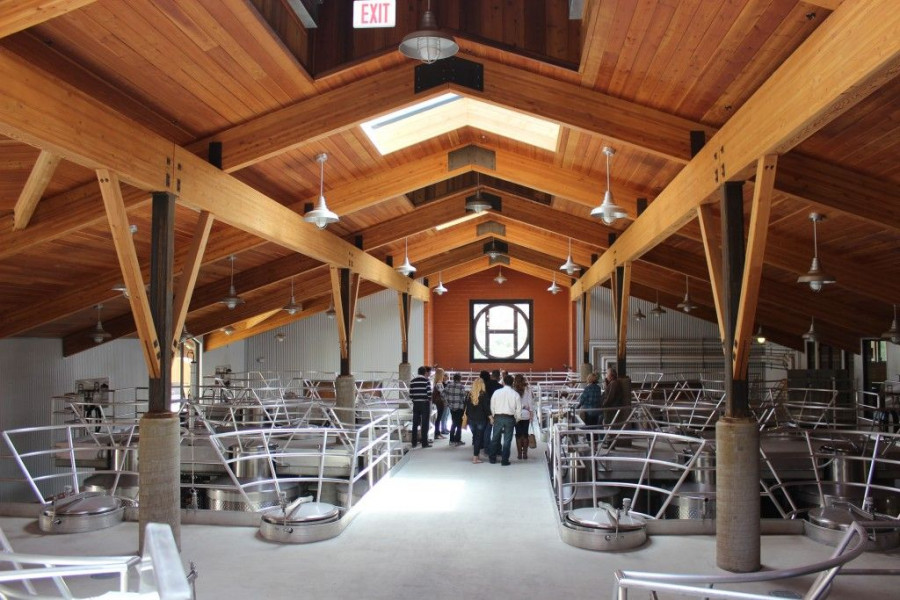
[489,374,522,465]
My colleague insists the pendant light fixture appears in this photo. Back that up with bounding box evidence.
[494,267,507,285]
[755,326,767,344]
[282,276,302,315]
[802,317,818,343]
[355,310,366,322]
[590,146,627,225]
[559,238,580,276]
[649,290,666,317]
[677,275,698,313]
[465,172,492,213]
[303,153,339,229]
[88,304,112,344]
[883,304,899,344]
[797,213,835,292]
[274,332,286,343]
[179,326,193,346]
[434,273,448,296]
[222,325,235,336]
[219,255,245,310]
[325,300,336,319]
[547,274,561,295]
[396,237,417,276]
[398,0,458,64]
[112,282,130,298]
[633,307,646,321]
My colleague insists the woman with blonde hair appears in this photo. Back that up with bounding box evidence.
[464,376,489,463]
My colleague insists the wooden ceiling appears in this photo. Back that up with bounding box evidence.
[0,0,897,358]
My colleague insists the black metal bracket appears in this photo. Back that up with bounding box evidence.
[415,56,484,93]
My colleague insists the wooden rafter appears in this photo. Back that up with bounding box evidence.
[96,169,160,378]
[171,211,213,350]
[0,0,97,39]
[0,47,427,302]
[571,0,900,299]
[734,156,777,377]
[13,149,59,231]
[697,204,726,341]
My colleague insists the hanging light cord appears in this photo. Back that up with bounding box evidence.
[319,155,325,198]
[812,218,819,259]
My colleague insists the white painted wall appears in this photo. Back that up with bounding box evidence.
[0,338,148,502]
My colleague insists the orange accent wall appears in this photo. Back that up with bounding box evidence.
[431,269,572,372]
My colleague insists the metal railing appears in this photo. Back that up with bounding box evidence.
[612,522,896,599]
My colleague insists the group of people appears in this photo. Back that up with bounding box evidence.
[408,367,534,466]
[408,365,626,464]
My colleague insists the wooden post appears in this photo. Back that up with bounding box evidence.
[721,181,748,418]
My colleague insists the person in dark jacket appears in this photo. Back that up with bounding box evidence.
[600,367,626,425]
[465,376,490,463]
[576,372,602,427]
[482,369,503,454]
[409,366,432,448]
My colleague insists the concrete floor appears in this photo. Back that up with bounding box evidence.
[2,437,898,599]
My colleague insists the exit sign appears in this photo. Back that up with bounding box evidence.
[353,0,396,28]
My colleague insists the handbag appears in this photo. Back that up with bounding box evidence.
[528,422,537,449]
[461,413,468,429]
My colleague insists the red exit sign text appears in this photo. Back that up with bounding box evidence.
[353,0,396,28]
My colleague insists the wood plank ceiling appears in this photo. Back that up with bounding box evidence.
[0,0,897,357]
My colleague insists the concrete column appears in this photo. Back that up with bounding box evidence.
[580,362,593,383]
[398,362,412,384]
[335,374,356,417]
[716,417,760,572]
[138,413,181,551]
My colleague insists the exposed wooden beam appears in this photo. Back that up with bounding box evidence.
[330,266,348,361]
[734,156,777,377]
[96,169,160,378]
[572,1,900,298]
[0,47,428,303]
[192,62,424,172]
[171,211,213,349]
[577,0,605,89]
[0,0,96,39]
[13,149,59,230]
[697,204,726,341]
[615,263,631,362]
[204,296,331,351]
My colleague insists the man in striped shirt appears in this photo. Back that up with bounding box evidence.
[409,366,432,448]
[442,373,468,446]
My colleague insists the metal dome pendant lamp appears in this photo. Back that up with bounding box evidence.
[398,0,458,64]
[649,290,666,317]
[494,266,507,285]
[677,275,698,313]
[633,307,646,321]
[547,274,561,295]
[465,172,492,213]
[396,237,417,276]
[434,272,448,296]
[590,146,628,225]
[802,317,819,343]
[219,255,245,310]
[303,153,339,229]
[883,304,899,344]
[797,213,835,292]
[560,238,580,276]
[89,304,112,344]
[283,276,302,315]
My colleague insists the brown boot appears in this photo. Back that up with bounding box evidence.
[522,437,528,460]
[516,437,525,460]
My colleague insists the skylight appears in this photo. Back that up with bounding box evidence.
[361,92,560,155]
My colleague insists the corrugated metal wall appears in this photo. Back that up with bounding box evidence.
[242,289,424,376]
[0,338,148,502]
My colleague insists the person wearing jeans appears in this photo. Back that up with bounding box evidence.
[409,366,432,448]
[443,372,468,445]
[465,377,489,463]
[489,374,522,466]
